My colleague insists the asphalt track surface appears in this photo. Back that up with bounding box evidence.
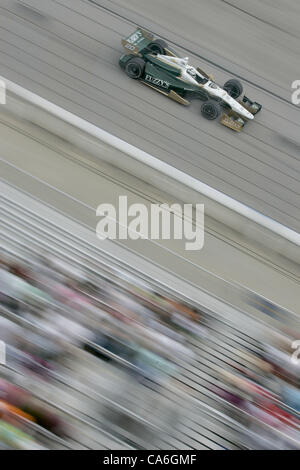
[0,0,299,233]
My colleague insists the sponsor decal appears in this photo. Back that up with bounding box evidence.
[145,74,170,89]
[127,31,143,45]
[125,43,136,51]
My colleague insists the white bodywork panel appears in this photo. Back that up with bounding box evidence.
[156,55,254,120]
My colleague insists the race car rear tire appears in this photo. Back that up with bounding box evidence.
[148,39,168,55]
[125,58,145,79]
[223,79,243,99]
[201,100,221,120]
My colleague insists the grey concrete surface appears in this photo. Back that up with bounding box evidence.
[0,0,299,232]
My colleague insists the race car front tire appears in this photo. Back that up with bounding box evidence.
[201,100,221,120]
[125,58,145,79]
[223,79,243,99]
[148,39,168,55]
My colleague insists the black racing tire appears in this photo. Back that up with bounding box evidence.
[125,57,145,79]
[201,100,221,120]
[148,39,168,55]
[223,79,243,99]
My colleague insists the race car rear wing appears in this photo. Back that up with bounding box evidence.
[121,28,154,55]
[122,28,177,57]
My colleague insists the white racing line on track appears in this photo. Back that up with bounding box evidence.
[3,76,300,247]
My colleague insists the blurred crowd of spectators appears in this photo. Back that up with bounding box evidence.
[0,249,299,449]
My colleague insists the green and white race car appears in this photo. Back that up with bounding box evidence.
[119,28,262,132]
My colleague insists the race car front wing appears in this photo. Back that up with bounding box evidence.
[221,96,262,132]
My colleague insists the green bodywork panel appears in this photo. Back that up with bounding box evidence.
[145,55,181,76]
[120,28,208,99]
[144,58,200,94]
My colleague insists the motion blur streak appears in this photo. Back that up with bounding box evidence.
[0,0,299,451]
[1,181,299,449]
[0,0,299,231]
